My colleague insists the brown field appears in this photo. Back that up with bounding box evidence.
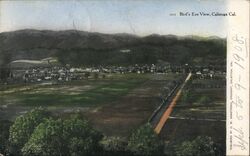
[159,77,226,153]
[84,80,166,137]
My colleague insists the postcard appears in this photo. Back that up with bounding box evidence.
[0,0,249,156]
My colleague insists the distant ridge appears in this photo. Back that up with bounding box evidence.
[0,29,223,40]
[0,29,226,67]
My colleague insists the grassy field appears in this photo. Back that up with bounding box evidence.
[0,73,182,136]
[0,74,150,107]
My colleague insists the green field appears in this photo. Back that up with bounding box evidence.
[0,74,151,107]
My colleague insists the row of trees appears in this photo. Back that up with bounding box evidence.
[0,108,223,156]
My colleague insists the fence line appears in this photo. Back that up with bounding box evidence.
[148,83,179,123]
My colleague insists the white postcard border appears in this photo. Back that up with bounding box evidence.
[226,0,250,155]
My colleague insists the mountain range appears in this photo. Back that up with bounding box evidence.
[0,29,226,67]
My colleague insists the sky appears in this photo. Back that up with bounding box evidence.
[0,0,229,37]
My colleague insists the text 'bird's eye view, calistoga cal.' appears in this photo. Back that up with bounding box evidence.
[0,0,249,156]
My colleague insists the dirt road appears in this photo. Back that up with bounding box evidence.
[154,73,192,134]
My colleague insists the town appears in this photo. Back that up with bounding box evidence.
[2,58,226,85]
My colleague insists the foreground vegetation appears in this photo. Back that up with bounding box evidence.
[1,108,164,156]
[0,108,225,156]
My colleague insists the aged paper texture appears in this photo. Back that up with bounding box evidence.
[0,0,249,156]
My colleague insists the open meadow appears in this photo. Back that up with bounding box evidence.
[0,73,183,136]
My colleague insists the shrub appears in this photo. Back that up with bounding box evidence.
[100,136,127,154]
[181,89,194,103]
[198,96,212,105]
[127,123,164,156]
[175,136,216,156]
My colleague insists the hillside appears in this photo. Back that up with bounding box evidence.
[0,29,226,67]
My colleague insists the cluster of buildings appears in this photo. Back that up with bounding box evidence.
[7,64,172,83]
[3,58,226,84]
[193,70,225,80]
[9,66,84,83]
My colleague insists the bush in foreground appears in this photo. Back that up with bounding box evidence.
[127,123,164,156]
[175,136,217,156]
[100,136,128,155]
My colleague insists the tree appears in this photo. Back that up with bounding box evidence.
[100,136,127,154]
[84,72,90,79]
[181,89,193,103]
[198,96,212,105]
[8,108,49,155]
[0,120,12,155]
[127,123,164,156]
[63,115,103,156]
[22,115,103,156]
[175,136,216,156]
[21,118,65,156]
[93,72,99,79]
